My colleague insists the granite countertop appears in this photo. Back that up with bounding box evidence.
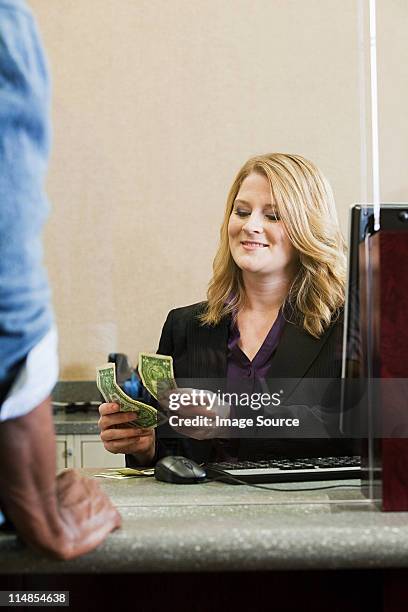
[2,470,408,574]
[52,380,101,435]
[53,410,100,435]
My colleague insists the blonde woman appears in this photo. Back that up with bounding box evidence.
[99,153,351,466]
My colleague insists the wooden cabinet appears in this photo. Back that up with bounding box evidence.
[55,434,124,469]
[56,436,73,470]
[77,435,124,468]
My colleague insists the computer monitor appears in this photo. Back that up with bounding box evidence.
[342,205,372,377]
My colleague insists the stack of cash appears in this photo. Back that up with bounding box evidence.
[96,353,177,429]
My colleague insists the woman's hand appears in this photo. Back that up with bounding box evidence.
[159,388,230,440]
[98,402,155,464]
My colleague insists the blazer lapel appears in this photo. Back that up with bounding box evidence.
[184,308,336,395]
[265,320,335,399]
[187,315,230,380]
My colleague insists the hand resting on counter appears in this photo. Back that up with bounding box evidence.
[0,398,121,560]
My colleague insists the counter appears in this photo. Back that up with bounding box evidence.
[1,470,407,574]
[53,411,100,435]
[52,380,101,435]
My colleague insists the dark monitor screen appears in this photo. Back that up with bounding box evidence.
[341,204,372,381]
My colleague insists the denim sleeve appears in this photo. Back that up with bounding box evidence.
[0,0,54,384]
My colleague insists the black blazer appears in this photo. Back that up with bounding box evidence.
[127,302,355,467]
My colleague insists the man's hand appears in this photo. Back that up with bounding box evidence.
[98,402,155,464]
[0,398,121,560]
[52,468,121,559]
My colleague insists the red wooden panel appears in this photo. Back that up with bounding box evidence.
[377,231,408,511]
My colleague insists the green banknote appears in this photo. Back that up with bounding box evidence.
[138,353,177,400]
[96,363,160,429]
[93,467,155,479]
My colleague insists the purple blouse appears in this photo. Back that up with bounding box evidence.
[227,309,286,391]
[214,309,286,461]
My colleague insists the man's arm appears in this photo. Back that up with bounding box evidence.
[0,398,121,559]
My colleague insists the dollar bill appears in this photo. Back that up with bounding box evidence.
[138,353,177,400]
[96,363,161,428]
[93,467,155,479]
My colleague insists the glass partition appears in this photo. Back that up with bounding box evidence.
[28,0,407,505]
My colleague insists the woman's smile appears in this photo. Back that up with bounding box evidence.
[240,240,269,250]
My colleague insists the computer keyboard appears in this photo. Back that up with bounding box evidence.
[205,456,361,484]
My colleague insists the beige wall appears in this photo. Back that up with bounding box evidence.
[378,0,408,202]
[29,0,406,379]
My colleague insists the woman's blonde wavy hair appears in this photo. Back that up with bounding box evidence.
[199,153,346,338]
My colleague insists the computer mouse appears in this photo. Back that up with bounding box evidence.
[154,455,207,484]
